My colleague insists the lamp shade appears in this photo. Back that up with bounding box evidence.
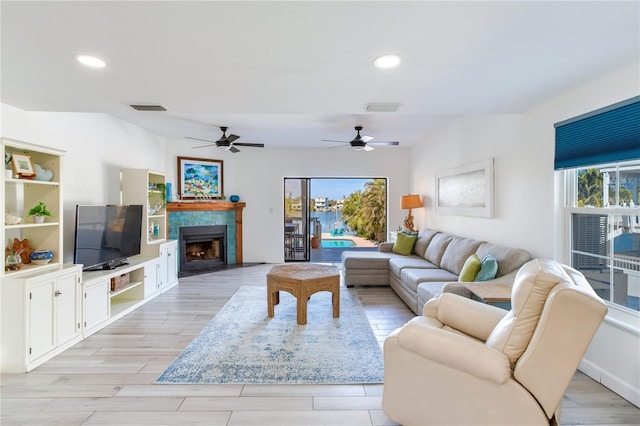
[401,194,422,209]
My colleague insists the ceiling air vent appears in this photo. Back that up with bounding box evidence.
[364,103,401,112]
[129,104,167,112]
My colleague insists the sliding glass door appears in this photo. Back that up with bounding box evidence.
[284,177,388,263]
[284,178,310,261]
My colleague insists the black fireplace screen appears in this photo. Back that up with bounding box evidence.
[178,225,227,277]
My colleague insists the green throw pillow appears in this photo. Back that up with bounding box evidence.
[459,254,482,282]
[475,254,498,281]
[392,232,417,256]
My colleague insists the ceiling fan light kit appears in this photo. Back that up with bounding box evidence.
[321,126,399,152]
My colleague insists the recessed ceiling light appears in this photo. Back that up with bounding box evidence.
[373,54,400,69]
[76,55,106,68]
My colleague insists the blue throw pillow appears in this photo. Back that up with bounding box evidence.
[475,254,498,281]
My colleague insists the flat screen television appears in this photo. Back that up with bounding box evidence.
[73,204,143,271]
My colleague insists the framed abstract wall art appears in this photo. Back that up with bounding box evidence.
[435,158,494,218]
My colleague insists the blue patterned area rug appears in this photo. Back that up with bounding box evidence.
[155,285,384,384]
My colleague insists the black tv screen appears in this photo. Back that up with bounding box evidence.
[73,205,143,271]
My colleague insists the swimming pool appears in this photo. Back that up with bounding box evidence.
[321,239,356,248]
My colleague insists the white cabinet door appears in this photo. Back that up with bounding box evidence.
[157,244,167,290]
[55,271,81,346]
[144,260,159,297]
[28,279,55,361]
[165,240,178,286]
[84,279,110,333]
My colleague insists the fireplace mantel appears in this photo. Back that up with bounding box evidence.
[167,202,246,264]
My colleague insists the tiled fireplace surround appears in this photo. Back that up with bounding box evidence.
[167,202,246,272]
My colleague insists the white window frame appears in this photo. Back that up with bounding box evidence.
[560,162,640,333]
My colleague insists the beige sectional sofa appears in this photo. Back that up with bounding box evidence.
[341,228,530,314]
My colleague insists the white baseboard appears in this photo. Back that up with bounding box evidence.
[580,358,640,407]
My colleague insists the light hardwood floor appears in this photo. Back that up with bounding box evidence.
[1,263,639,425]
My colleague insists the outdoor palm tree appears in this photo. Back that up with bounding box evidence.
[342,179,387,241]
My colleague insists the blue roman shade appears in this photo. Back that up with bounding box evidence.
[554,96,640,170]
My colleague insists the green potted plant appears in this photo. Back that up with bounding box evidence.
[28,202,52,223]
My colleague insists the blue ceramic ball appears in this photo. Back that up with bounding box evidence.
[229,195,240,202]
[30,250,54,265]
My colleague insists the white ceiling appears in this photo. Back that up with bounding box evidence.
[1,1,638,149]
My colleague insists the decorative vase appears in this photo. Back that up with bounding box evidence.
[230,195,240,202]
[33,215,45,224]
[30,250,54,265]
[5,253,23,271]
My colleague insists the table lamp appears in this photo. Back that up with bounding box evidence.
[401,194,422,232]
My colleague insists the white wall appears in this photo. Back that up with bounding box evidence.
[406,63,640,406]
[533,63,640,407]
[409,114,545,254]
[1,104,165,262]
[164,142,411,263]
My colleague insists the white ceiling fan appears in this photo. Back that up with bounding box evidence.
[322,126,400,151]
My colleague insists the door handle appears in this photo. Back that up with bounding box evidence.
[54,290,62,297]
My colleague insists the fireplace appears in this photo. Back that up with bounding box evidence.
[178,225,227,277]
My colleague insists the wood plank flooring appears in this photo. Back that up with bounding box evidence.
[2,263,639,425]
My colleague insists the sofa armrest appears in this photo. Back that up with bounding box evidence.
[379,242,394,252]
[442,270,519,298]
[423,293,507,341]
[396,316,511,384]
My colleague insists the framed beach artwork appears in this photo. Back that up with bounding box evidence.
[11,153,36,178]
[177,156,224,199]
[435,158,494,218]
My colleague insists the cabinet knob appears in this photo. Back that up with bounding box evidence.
[54,290,62,297]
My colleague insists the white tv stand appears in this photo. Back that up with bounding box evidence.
[1,241,178,373]
[82,241,178,338]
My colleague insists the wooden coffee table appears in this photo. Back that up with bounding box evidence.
[267,263,340,325]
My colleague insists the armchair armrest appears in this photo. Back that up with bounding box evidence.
[396,317,511,384]
[423,293,508,341]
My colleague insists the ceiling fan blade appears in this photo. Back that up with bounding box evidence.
[226,134,240,143]
[361,135,374,143]
[368,141,400,146]
[185,136,216,143]
[192,144,216,149]
[229,145,241,153]
[234,142,265,148]
[322,139,348,143]
[364,145,375,151]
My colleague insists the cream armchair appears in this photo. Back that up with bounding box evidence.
[382,259,607,426]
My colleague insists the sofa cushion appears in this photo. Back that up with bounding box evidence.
[440,237,484,275]
[416,281,453,306]
[392,232,418,255]
[475,254,499,281]
[413,229,439,257]
[401,268,458,293]
[341,251,398,269]
[458,254,482,282]
[423,233,454,266]
[476,243,530,278]
[389,256,437,277]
